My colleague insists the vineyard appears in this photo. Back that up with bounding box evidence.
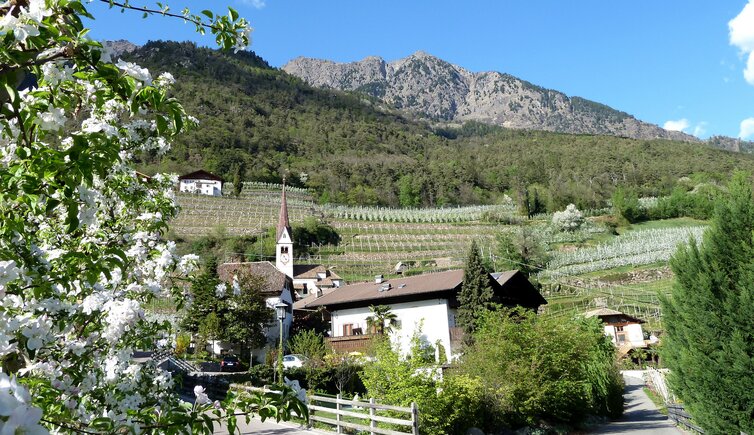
[169,183,710,329]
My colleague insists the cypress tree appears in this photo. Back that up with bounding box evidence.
[458,240,494,337]
[661,173,754,434]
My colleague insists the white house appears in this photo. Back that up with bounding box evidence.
[178,170,224,196]
[298,269,547,361]
[216,261,294,362]
[585,308,646,351]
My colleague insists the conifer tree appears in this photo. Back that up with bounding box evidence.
[458,241,495,336]
[661,173,754,434]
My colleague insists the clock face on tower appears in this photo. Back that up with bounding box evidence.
[280,253,290,264]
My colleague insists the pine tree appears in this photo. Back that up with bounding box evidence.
[181,256,223,332]
[457,240,495,337]
[661,173,754,434]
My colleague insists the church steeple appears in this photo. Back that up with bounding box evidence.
[276,179,294,278]
[276,178,291,242]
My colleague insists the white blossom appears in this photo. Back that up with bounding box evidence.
[102,299,143,343]
[215,283,227,298]
[0,260,21,289]
[36,107,66,131]
[193,385,210,405]
[115,59,152,85]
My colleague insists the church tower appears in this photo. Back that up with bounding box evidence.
[275,181,294,278]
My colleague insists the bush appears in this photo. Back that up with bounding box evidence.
[552,204,584,231]
[459,308,624,429]
[360,337,489,434]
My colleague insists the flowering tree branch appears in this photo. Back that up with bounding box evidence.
[0,1,304,434]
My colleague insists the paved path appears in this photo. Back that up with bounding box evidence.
[590,374,682,434]
[214,416,317,435]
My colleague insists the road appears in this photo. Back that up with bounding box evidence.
[214,416,316,435]
[589,373,682,435]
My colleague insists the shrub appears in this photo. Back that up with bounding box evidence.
[360,337,488,434]
[552,204,584,231]
[460,308,623,429]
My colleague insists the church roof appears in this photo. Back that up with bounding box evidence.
[276,182,291,241]
[217,261,291,295]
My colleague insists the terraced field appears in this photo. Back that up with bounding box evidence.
[169,184,709,329]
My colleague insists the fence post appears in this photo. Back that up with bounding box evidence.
[369,397,376,435]
[336,394,342,434]
[307,394,313,429]
[411,402,419,435]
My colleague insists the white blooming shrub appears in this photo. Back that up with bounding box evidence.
[552,204,584,232]
[0,0,304,433]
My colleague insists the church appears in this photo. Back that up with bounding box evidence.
[215,183,342,359]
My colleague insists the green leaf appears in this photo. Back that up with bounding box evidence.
[201,10,214,19]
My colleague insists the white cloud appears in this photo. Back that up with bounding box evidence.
[739,118,754,139]
[730,1,754,84]
[240,0,266,9]
[663,119,690,132]
[693,122,708,137]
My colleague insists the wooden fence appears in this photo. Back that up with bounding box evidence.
[230,385,419,435]
[309,394,418,435]
[666,404,704,434]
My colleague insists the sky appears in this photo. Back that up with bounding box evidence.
[85,1,754,140]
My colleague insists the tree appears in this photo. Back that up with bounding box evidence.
[197,311,221,356]
[457,241,494,336]
[552,203,584,231]
[366,305,398,335]
[460,308,623,429]
[0,1,304,433]
[495,226,549,278]
[182,256,223,332]
[661,173,754,434]
[221,271,273,354]
[232,163,244,198]
[288,329,327,364]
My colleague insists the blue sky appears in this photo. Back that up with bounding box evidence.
[86,1,754,140]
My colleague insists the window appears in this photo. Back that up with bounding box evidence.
[343,323,353,336]
[280,246,289,254]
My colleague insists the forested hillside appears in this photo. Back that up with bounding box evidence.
[131,41,754,210]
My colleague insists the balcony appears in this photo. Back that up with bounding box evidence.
[326,334,377,353]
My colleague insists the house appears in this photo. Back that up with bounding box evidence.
[585,308,647,352]
[297,269,547,361]
[178,170,224,196]
[215,261,294,362]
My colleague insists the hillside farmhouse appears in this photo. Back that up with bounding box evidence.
[178,170,224,196]
[585,308,648,354]
[297,269,547,361]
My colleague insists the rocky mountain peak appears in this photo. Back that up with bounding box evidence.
[283,52,698,142]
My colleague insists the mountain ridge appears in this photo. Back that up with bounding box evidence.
[283,51,698,142]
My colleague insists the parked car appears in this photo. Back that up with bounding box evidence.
[282,354,307,369]
[220,355,244,372]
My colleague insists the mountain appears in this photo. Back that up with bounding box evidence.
[121,41,754,210]
[283,51,698,142]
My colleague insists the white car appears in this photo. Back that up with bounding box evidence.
[282,354,307,369]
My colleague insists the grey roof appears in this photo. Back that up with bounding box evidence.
[299,269,547,310]
[217,261,290,295]
[585,308,644,324]
[302,269,465,309]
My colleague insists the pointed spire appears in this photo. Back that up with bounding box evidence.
[277,177,291,241]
